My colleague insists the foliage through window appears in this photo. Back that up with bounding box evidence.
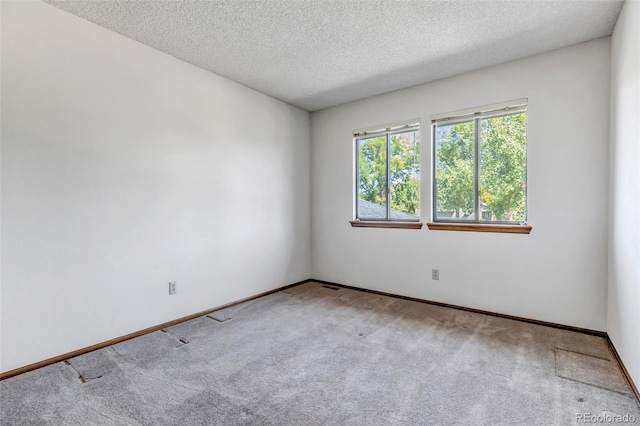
[433,100,527,224]
[355,122,420,221]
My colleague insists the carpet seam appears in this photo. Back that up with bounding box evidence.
[0,279,312,381]
[310,278,640,408]
[3,276,638,410]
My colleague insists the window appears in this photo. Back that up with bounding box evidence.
[352,121,421,229]
[430,99,530,233]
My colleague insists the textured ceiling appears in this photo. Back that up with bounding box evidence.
[44,0,624,112]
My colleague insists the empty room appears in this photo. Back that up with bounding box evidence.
[1,0,639,424]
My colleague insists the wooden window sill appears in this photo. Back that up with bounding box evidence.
[426,222,532,234]
[350,221,423,230]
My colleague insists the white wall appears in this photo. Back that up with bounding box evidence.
[608,0,640,390]
[0,1,3,373]
[312,38,610,331]
[0,1,310,373]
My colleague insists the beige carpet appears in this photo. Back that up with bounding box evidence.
[1,281,638,425]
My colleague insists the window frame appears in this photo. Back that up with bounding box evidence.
[431,99,529,227]
[353,120,421,226]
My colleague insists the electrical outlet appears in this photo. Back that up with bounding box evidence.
[169,281,177,295]
[432,269,439,280]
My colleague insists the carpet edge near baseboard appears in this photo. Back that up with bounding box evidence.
[310,278,639,407]
[0,279,312,381]
[606,335,640,406]
[2,276,638,409]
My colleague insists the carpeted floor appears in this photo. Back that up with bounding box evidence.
[1,281,638,425]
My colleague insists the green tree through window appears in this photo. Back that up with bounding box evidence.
[480,113,527,221]
[356,124,420,220]
[434,102,527,223]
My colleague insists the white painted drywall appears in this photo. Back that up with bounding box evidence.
[0,1,310,373]
[608,0,640,390]
[0,1,3,373]
[311,38,610,331]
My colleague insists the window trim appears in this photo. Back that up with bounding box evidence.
[350,220,423,230]
[354,120,421,224]
[426,222,531,234]
[431,99,528,226]
[431,99,527,122]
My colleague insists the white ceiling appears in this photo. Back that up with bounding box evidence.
[44,0,624,112]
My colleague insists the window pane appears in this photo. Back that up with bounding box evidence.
[390,131,420,220]
[435,121,475,220]
[358,136,387,219]
[479,113,527,222]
